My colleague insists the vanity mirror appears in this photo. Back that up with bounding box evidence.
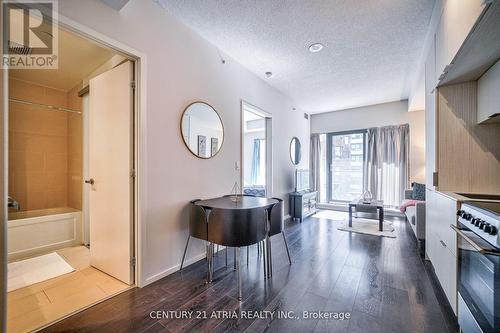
[181,102,224,158]
[290,137,301,165]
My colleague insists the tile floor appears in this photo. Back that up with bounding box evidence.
[7,246,130,333]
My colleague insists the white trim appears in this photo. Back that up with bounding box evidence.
[145,252,207,285]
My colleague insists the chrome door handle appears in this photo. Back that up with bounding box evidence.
[85,178,95,185]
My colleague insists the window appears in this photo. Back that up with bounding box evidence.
[325,131,366,202]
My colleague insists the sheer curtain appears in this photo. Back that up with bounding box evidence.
[363,124,409,207]
[310,134,321,194]
[250,139,261,184]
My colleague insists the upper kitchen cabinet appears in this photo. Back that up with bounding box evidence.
[435,0,486,83]
[478,59,500,123]
[438,0,500,86]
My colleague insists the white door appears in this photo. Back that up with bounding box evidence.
[88,61,134,285]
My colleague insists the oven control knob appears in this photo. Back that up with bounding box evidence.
[474,219,481,226]
[479,222,488,230]
[484,225,492,233]
[466,214,473,221]
[489,226,497,235]
[456,209,463,216]
[471,218,478,224]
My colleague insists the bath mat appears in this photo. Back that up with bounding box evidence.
[8,252,75,292]
[338,218,396,238]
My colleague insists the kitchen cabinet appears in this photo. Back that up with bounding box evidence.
[435,0,486,82]
[425,189,459,313]
[478,58,500,123]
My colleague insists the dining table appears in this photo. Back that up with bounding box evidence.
[194,195,279,283]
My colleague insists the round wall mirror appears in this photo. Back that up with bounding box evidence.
[290,137,301,165]
[181,102,224,158]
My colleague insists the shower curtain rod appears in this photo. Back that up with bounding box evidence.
[9,98,82,115]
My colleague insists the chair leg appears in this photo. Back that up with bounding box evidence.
[257,242,260,256]
[267,237,273,278]
[180,236,190,271]
[211,243,215,279]
[262,240,267,280]
[246,246,249,265]
[225,247,228,267]
[206,242,211,283]
[282,232,292,265]
[233,247,237,270]
[237,247,242,301]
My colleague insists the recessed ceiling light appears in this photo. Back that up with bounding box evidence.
[265,71,273,78]
[309,43,324,53]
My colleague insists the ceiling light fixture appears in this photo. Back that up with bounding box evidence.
[265,71,273,78]
[308,43,324,53]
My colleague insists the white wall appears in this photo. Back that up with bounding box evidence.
[311,100,425,184]
[311,100,410,133]
[58,0,310,285]
[408,110,426,184]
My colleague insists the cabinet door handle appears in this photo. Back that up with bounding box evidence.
[440,240,446,247]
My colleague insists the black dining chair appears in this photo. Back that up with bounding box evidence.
[180,200,209,274]
[208,207,267,301]
[269,197,292,267]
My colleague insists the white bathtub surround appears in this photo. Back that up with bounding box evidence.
[7,252,75,292]
[7,208,83,261]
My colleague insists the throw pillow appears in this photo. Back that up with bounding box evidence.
[412,182,426,201]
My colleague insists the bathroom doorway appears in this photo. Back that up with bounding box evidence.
[5,19,138,333]
[241,101,273,197]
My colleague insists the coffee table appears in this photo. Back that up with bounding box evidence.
[348,199,384,231]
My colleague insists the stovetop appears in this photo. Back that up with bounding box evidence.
[458,201,500,249]
[467,201,500,216]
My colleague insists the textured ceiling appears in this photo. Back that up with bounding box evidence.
[156,0,435,113]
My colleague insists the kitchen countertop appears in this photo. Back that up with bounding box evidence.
[436,190,500,202]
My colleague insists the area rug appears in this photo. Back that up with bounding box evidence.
[8,252,75,292]
[338,217,396,238]
[312,210,348,220]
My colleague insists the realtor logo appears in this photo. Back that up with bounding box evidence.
[2,0,58,69]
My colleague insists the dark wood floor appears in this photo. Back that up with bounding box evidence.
[42,212,458,333]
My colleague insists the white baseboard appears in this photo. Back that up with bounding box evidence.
[143,245,228,287]
[144,252,206,286]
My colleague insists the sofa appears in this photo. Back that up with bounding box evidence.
[403,189,426,247]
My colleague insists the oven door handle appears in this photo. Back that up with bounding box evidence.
[450,224,500,256]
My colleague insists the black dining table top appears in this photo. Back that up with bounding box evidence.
[195,196,278,210]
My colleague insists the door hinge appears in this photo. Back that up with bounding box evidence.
[130,169,136,179]
[130,81,136,89]
[130,257,136,267]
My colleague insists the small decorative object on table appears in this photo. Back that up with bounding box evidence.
[229,182,242,203]
[362,190,373,204]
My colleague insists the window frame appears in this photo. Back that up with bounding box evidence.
[325,129,367,203]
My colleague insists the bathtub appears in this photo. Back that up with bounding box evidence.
[8,207,83,261]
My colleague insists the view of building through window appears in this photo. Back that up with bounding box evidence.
[329,132,364,201]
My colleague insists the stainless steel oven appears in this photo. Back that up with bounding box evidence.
[454,202,500,333]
